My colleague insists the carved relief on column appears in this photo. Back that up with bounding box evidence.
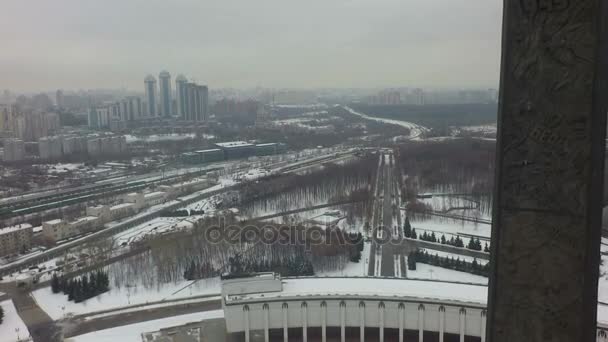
[489,0,608,341]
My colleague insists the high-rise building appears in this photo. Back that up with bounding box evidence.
[56,90,64,108]
[201,85,209,121]
[182,82,209,122]
[159,71,172,117]
[413,88,425,106]
[0,103,15,133]
[175,75,187,118]
[3,138,25,161]
[89,107,110,129]
[127,96,142,121]
[144,75,158,117]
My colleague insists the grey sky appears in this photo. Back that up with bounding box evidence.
[1,0,502,92]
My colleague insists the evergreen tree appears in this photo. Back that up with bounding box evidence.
[411,229,417,240]
[0,304,3,324]
[431,232,437,243]
[455,236,464,248]
[467,238,475,250]
[441,235,447,244]
[484,243,490,253]
[51,274,60,294]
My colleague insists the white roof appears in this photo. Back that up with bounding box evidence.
[0,223,33,235]
[225,277,487,306]
[110,203,134,210]
[72,216,98,223]
[195,148,222,153]
[43,219,63,225]
[215,141,254,148]
[144,191,166,198]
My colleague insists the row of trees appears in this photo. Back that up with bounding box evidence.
[403,217,489,252]
[51,270,110,303]
[0,305,3,324]
[183,260,219,281]
[407,250,489,277]
[162,209,206,217]
[227,253,315,277]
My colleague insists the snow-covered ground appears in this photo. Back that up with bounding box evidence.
[68,310,224,342]
[407,263,488,285]
[33,278,221,320]
[111,216,203,246]
[0,300,31,342]
[124,133,215,143]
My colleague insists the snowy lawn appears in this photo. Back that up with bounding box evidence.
[0,300,31,342]
[407,263,488,285]
[33,278,221,320]
[67,310,224,342]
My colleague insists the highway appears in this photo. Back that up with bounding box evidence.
[368,151,407,278]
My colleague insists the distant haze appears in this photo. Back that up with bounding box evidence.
[1,0,502,92]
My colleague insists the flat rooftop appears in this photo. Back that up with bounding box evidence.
[0,223,33,235]
[215,141,254,148]
[195,148,223,153]
[145,191,166,198]
[224,277,488,306]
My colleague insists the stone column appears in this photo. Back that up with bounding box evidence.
[418,304,424,342]
[359,301,365,342]
[488,1,608,342]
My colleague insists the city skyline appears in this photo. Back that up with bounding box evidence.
[1,0,502,92]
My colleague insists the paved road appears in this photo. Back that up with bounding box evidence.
[368,152,407,278]
[0,283,62,342]
[62,299,222,338]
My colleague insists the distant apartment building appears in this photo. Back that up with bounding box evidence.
[145,75,158,117]
[11,111,60,141]
[0,103,16,134]
[412,88,425,106]
[38,136,63,160]
[182,82,209,122]
[0,223,33,257]
[159,71,172,117]
[42,216,99,243]
[89,107,111,129]
[175,75,188,117]
[3,138,26,161]
[56,89,64,108]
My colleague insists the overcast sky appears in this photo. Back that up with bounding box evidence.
[1,0,502,92]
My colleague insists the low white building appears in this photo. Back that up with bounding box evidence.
[144,191,167,206]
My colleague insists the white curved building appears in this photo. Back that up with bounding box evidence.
[221,274,608,342]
